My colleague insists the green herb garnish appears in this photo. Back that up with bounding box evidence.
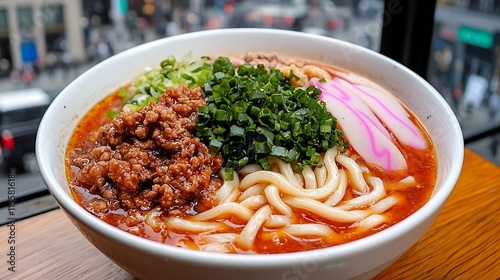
[196,57,347,173]
[110,54,213,116]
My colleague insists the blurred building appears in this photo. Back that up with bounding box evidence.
[430,0,500,105]
[0,0,86,75]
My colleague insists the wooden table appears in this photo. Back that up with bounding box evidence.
[1,149,499,279]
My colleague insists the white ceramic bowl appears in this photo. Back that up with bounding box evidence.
[36,29,463,280]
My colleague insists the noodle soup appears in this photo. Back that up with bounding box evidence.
[66,53,437,254]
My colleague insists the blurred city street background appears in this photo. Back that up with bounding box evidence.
[1,0,500,222]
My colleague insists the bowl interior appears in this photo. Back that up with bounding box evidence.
[36,28,463,267]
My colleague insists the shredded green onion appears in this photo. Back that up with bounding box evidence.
[109,54,213,117]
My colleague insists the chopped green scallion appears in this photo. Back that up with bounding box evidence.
[196,57,347,178]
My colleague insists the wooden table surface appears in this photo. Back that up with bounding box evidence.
[1,149,499,280]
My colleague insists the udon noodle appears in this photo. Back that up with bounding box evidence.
[67,53,436,254]
[153,148,401,252]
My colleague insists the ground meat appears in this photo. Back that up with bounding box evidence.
[226,52,308,69]
[89,198,108,214]
[222,52,331,86]
[71,84,223,215]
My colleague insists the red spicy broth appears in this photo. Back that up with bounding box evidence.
[66,58,437,254]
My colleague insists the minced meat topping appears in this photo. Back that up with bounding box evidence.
[70,84,224,215]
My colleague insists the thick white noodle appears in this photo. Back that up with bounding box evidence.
[336,154,370,193]
[193,202,254,221]
[222,189,241,204]
[264,215,292,228]
[144,206,162,231]
[238,164,263,176]
[216,182,233,203]
[283,224,335,237]
[240,169,338,200]
[163,147,401,251]
[166,217,223,233]
[357,215,386,231]
[238,184,265,201]
[216,170,240,203]
[240,148,340,200]
[269,157,302,188]
[302,166,317,189]
[317,147,341,199]
[323,147,339,183]
[201,243,233,253]
[324,169,348,206]
[399,176,416,185]
[200,233,239,244]
[360,165,370,173]
[314,157,327,186]
[240,195,268,209]
[238,205,272,250]
[369,195,398,214]
[264,185,293,216]
[283,196,369,223]
[390,176,417,191]
[334,176,386,210]
[200,234,237,252]
[294,173,304,187]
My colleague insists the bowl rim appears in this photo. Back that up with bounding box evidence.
[36,28,464,266]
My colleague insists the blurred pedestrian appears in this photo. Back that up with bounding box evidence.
[490,133,500,158]
[10,69,21,85]
[433,44,453,96]
[488,91,500,121]
[58,37,73,75]
[452,83,463,110]
[45,52,58,76]
[463,73,488,116]
[126,11,138,33]
[96,37,113,62]
[166,18,182,37]
[21,68,34,86]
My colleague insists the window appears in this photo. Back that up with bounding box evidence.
[42,5,64,32]
[17,6,34,31]
[42,5,65,55]
[428,1,500,164]
[0,9,8,32]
